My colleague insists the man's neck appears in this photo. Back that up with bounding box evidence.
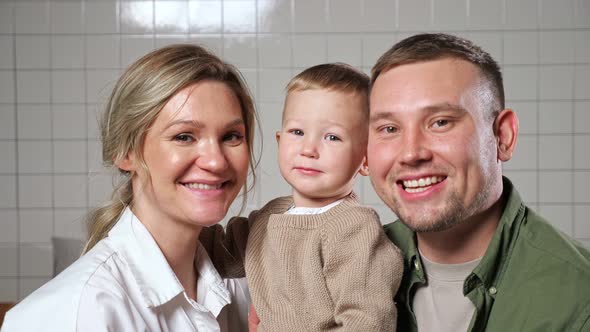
[416,194,506,264]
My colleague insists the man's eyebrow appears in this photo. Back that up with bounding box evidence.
[423,102,467,114]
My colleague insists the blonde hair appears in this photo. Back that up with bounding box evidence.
[285,63,370,119]
[83,44,258,253]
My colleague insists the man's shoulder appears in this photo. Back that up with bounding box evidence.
[383,220,415,258]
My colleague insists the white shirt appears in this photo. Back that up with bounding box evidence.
[286,198,343,215]
[2,208,250,332]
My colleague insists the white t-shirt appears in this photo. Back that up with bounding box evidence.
[2,208,250,332]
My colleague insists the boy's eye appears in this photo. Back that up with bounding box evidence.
[325,134,340,141]
[381,126,397,134]
[290,129,304,136]
[174,133,194,142]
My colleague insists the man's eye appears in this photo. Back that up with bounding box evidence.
[325,134,340,141]
[433,119,449,128]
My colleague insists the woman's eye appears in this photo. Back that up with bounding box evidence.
[325,134,340,141]
[174,133,194,142]
[290,129,303,136]
[223,132,245,145]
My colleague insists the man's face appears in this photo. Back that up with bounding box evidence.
[368,58,502,232]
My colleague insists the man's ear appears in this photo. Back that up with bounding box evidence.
[115,151,137,172]
[358,156,369,176]
[494,109,519,162]
[275,131,281,144]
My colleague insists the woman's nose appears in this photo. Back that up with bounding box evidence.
[195,140,229,172]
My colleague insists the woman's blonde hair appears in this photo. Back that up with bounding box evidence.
[83,44,258,253]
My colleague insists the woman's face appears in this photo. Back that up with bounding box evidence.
[122,81,250,230]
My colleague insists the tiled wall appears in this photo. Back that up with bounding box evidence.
[0,0,589,301]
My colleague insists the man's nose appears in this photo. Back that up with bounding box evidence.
[398,128,433,166]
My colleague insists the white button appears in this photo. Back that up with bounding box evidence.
[414,260,420,270]
[489,286,497,295]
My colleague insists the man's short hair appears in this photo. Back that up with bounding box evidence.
[371,33,504,118]
[286,63,370,118]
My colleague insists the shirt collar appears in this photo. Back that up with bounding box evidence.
[194,245,231,316]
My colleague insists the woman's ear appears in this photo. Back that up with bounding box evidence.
[358,156,369,176]
[494,108,519,162]
[115,151,137,172]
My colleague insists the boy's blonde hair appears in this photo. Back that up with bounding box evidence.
[285,63,370,118]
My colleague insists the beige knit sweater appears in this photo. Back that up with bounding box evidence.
[201,193,404,331]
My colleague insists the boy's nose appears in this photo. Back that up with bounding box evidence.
[300,138,319,159]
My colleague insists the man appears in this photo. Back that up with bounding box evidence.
[368,33,590,331]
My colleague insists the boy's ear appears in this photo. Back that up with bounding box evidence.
[494,108,519,162]
[115,151,137,172]
[275,131,281,144]
[358,156,369,176]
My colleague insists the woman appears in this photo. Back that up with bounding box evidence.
[2,45,258,331]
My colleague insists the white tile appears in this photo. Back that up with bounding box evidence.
[0,245,18,277]
[85,0,118,33]
[539,171,572,203]
[398,0,432,31]
[433,0,467,30]
[327,34,362,67]
[258,69,291,102]
[0,141,16,173]
[53,141,87,174]
[240,69,258,101]
[0,1,14,34]
[503,66,538,100]
[258,0,292,33]
[467,32,503,65]
[15,1,49,34]
[19,277,51,299]
[293,0,327,33]
[574,205,590,238]
[575,0,590,28]
[155,0,188,33]
[538,135,572,170]
[362,34,396,68]
[0,209,18,242]
[54,175,87,208]
[328,0,361,32]
[86,104,101,140]
[189,0,222,33]
[19,175,52,208]
[575,65,590,99]
[0,71,15,103]
[503,171,537,203]
[52,70,85,103]
[292,35,327,68]
[223,35,257,68]
[0,104,15,139]
[20,245,53,277]
[0,279,18,302]
[17,71,51,103]
[538,205,573,236]
[539,31,575,64]
[360,0,395,32]
[87,140,106,174]
[468,0,503,30]
[224,1,256,33]
[539,65,574,100]
[155,35,189,48]
[50,1,83,34]
[575,31,590,63]
[0,36,14,69]
[540,0,574,29]
[121,36,154,68]
[505,0,538,29]
[539,101,573,134]
[574,172,590,203]
[504,135,537,170]
[54,208,86,240]
[19,209,53,243]
[0,175,17,208]
[372,204,398,225]
[86,35,121,69]
[51,36,84,69]
[259,168,290,203]
[503,32,537,65]
[120,0,155,33]
[17,104,51,140]
[574,136,590,169]
[16,35,50,69]
[88,174,114,206]
[507,101,537,134]
[86,69,120,104]
[18,141,52,173]
[574,102,590,133]
[188,35,223,56]
[362,176,385,205]
[258,35,292,68]
[53,104,86,140]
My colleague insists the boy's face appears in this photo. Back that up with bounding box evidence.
[277,89,369,207]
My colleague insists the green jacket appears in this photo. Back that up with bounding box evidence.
[384,177,590,331]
